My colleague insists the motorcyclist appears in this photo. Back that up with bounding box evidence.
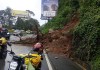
[0,24,10,59]
[33,42,43,54]
[0,24,9,39]
[0,24,7,43]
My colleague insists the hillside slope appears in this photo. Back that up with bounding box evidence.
[41,0,100,70]
[42,14,79,57]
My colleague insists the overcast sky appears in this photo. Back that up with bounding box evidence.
[0,0,46,26]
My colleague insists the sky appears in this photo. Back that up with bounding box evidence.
[0,0,46,26]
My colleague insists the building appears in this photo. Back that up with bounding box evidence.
[11,10,31,24]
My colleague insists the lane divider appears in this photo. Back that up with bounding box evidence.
[43,50,53,70]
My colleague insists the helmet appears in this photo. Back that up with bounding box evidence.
[34,42,42,48]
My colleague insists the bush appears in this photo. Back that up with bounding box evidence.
[41,0,100,69]
[92,55,100,70]
[72,0,100,69]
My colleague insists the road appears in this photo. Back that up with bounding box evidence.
[0,44,82,70]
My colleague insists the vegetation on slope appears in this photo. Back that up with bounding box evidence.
[41,0,100,69]
[41,0,79,33]
[73,0,100,69]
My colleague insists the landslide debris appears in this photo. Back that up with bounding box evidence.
[42,15,79,58]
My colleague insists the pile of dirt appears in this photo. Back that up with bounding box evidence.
[42,15,79,58]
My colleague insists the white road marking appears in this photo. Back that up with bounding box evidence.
[43,50,53,70]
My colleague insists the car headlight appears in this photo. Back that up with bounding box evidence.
[10,61,18,70]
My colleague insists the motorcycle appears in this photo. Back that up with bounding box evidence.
[8,46,42,70]
[0,37,7,59]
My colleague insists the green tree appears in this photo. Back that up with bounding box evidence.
[15,17,24,30]
[4,7,12,29]
[25,18,40,41]
[15,18,40,31]
[26,10,35,16]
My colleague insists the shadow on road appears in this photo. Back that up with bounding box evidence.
[0,59,5,70]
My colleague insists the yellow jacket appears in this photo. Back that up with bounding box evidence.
[0,37,7,44]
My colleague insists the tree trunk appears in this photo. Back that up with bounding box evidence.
[35,24,39,42]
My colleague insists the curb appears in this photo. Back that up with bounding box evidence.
[43,50,54,70]
[75,62,86,70]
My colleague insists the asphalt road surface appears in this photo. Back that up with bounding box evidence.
[0,44,82,70]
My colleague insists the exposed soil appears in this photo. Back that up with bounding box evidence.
[42,14,79,58]
[40,13,90,69]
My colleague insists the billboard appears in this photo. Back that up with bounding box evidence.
[41,0,58,20]
[11,10,29,18]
